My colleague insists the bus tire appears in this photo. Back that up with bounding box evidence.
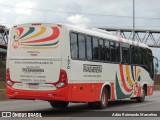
[88,87,108,109]
[49,101,69,108]
[136,87,145,102]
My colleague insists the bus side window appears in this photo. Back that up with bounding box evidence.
[130,45,134,64]
[148,49,154,78]
[70,33,78,59]
[134,46,139,64]
[86,36,92,60]
[78,34,86,60]
[99,39,105,61]
[115,42,120,63]
[122,47,130,64]
[141,48,145,66]
[144,48,148,66]
[110,41,115,62]
[139,48,142,65]
[104,40,110,61]
[92,37,99,61]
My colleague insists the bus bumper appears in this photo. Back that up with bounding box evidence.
[147,85,154,96]
[6,85,72,101]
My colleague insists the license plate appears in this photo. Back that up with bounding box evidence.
[28,83,39,89]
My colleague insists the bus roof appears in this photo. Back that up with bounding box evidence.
[11,23,150,49]
[64,24,150,49]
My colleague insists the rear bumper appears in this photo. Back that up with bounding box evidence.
[6,85,72,101]
[147,85,154,96]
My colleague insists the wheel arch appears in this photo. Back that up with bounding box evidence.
[99,82,111,100]
[143,84,148,96]
[141,82,148,96]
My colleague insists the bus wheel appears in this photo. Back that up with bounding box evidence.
[136,87,145,102]
[88,87,108,109]
[49,101,69,108]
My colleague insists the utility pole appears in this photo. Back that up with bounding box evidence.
[133,0,135,41]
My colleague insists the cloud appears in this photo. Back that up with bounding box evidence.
[1,9,12,13]
[0,0,160,29]
[14,1,36,15]
[0,0,5,3]
[67,14,91,27]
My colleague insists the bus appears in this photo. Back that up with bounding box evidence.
[6,23,155,109]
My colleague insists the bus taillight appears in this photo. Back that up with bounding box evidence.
[55,69,68,88]
[6,68,13,86]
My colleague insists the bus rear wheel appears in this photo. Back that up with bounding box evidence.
[136,87,146,102]
[88,87,108,109]
[49,101,69,108]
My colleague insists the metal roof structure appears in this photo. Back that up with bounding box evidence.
[1,25,160,48]
[100,27,160,47]
[0,24,9,48]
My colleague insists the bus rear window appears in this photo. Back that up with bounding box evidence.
[70,33,78,59]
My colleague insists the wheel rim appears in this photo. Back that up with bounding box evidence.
[102,91,107,106]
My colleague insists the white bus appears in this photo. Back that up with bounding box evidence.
[6,23,155,109]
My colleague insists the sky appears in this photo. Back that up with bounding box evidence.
[0,0,160,72]
[1,0,160,28]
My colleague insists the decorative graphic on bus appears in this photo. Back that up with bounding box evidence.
[12,27,60,49]
[115,64,142,99]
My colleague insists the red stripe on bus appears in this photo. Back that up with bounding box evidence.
[6,83,103,102]
[137,86,142,97]
[110,82,116,100]
[147,86,154,96]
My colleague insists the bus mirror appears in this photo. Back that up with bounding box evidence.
[153,56,159,75]
[156,62,159,68]
[150,56,154,60]
[154,57,159,67]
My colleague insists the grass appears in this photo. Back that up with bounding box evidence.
[0,81,6,89]
[0,60,6,68]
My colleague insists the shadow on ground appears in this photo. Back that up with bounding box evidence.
[28,100,141,117]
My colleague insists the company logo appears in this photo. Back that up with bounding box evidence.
[2,112,11,117]
[83,64,102,73]
[12,40,20,49]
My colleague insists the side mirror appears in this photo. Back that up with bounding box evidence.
[150,56,154,60]
[154,57,159,67]
[156,63,159,68]
[153,56,159,75]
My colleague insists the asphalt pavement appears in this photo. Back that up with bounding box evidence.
[0,91,160,120]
